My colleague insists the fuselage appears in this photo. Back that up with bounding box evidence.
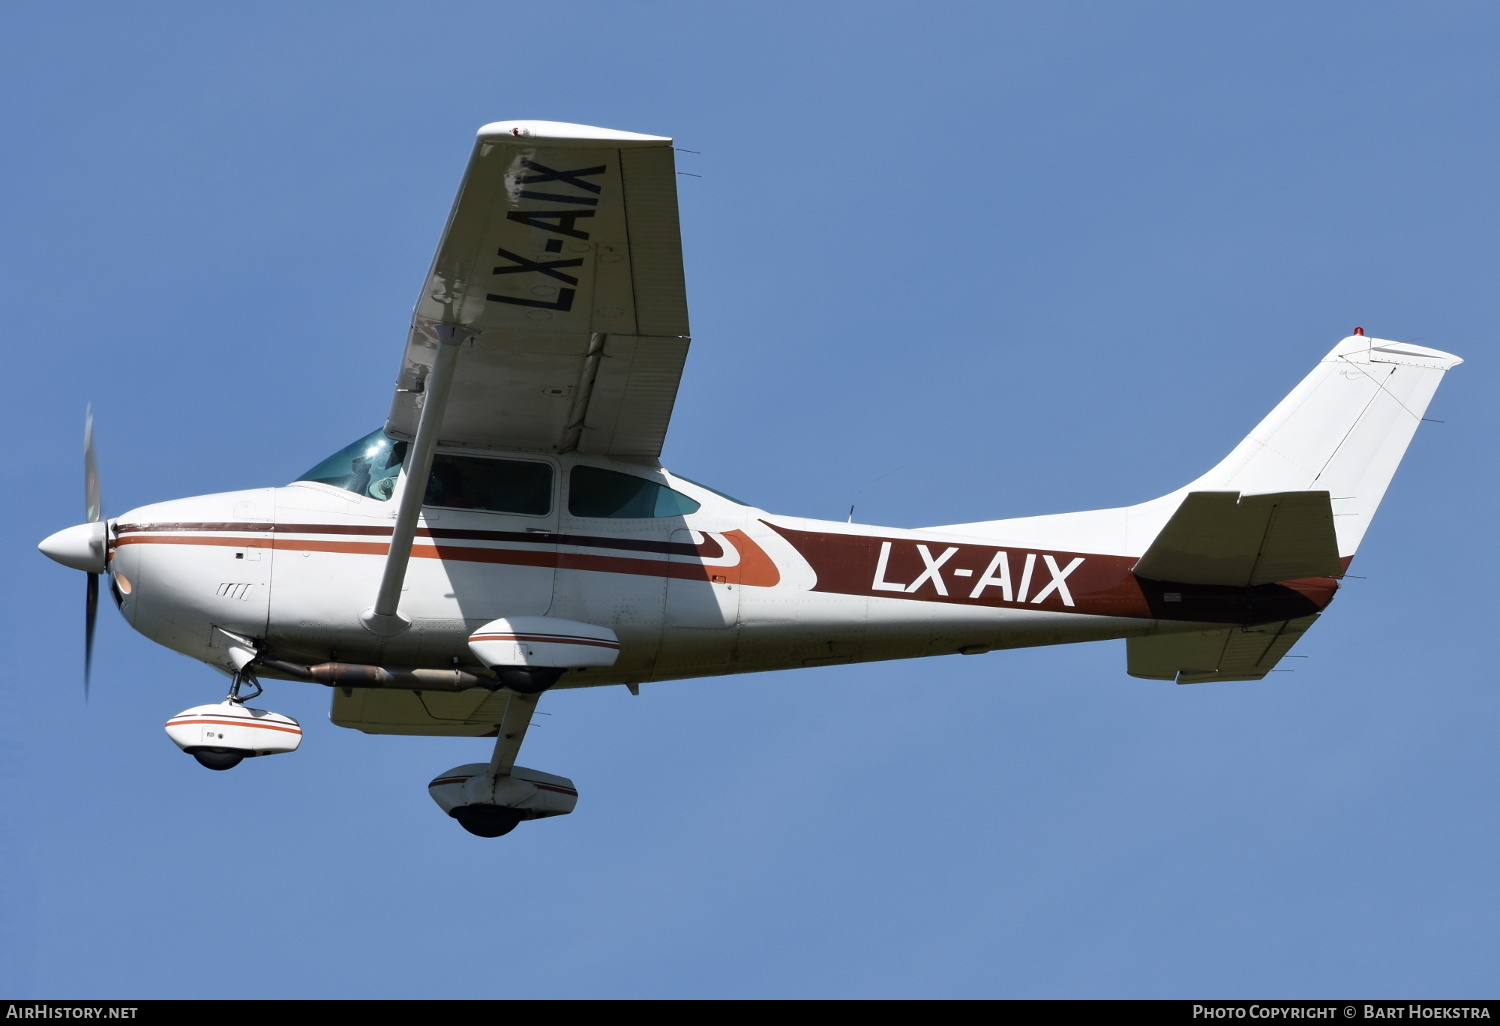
[105,448,1337,697]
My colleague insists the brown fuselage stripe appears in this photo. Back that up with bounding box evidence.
[114,529,780,587]
[428,777,578,797]
[533,783,578,796]
[471,633,620,650]
[115,521,724,559]
[112,518,1336,624]
[763,521,1339,624]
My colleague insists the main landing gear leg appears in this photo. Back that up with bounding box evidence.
[446,691,541,838]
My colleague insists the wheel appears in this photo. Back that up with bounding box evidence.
[451,804,525,837]
[493,667,563,694]
[189,747,245,771]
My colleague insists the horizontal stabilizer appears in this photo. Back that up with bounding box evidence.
[1127,614,1319,683]
[1132,491,1341,586]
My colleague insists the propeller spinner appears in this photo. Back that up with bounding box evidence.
[37,406,108,697]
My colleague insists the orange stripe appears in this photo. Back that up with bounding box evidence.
[166,717,302,735]
[120,535,258,549]
[115,521,725,560]
[722,529,781,588]
[118,528,783,588]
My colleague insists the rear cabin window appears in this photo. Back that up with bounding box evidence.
[568,466,701,518]
[424,454,552,516]
[296,429,407,500]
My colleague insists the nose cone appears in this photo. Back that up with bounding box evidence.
[39,521,107,573]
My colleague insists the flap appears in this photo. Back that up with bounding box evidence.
[1132,491,1341,586]
[1127,614,1319,683]
[331,687,511,736]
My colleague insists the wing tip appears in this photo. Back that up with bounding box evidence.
[477,120,672,147]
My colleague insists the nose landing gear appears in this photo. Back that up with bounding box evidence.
[227,668,262,704]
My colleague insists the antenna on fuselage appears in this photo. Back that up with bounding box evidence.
[847,465,908,526]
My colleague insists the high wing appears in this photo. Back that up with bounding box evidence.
[385,120,690,459]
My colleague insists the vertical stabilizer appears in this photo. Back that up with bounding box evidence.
[930,333,1460,564]
[1179,335,1460,557]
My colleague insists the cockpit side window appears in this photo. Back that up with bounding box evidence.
[568,466,701,518]
[295,429,407,500]
[424,454,553,516]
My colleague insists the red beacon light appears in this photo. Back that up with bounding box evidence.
[1353,327,1364,335]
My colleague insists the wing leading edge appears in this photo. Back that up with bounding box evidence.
[386,120,690,459]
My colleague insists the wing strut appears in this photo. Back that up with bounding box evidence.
[361,324,473,636]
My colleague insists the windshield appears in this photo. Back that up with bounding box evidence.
[295,429,407,500]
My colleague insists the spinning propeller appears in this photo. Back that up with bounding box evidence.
[38,407,109,699]
[84,407,101,697]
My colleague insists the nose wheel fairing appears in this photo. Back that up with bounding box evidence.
[164,700,302,768]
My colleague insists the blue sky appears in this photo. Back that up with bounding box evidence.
[3,1,1496,998]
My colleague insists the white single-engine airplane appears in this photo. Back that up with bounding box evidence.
[40,121,1461,837]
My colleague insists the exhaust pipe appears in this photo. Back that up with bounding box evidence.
[258,659,498,692]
